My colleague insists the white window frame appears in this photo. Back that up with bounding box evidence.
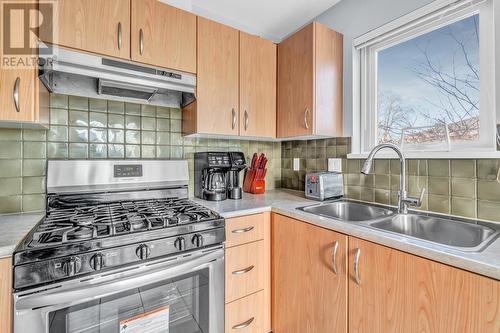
[350,0,499,159]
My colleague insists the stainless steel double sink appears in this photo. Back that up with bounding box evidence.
[298,200,500,252]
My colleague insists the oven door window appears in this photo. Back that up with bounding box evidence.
[48,268,210,333]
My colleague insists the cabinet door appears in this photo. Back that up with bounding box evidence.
[239,32,276,138]
[0,258,12,333]
[277,23,314,138]
[272,214,348,333]
[0,68,36,122]
[42,0,130,59]
[131,0,196,73]
[196,17,239,136]
[348,237,500,333]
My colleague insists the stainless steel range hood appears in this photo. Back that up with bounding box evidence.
[39,47,196,108]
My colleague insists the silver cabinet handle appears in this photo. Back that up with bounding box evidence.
[117,22,122,50]
[304,107,310,129]
[231,108,236,130]
[244,110,249,131]
[232,226,254,234]
[232,317,254,330]
[332,241,339,274]
[13,77,20,113]
[354,248,361,285]
[139,28,144,55]
[232,265,254,275]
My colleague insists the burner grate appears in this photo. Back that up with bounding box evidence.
[30,198,219,247]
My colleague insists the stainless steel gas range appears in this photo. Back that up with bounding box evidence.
[13,160,225,333]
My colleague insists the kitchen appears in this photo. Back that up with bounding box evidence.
[0,0,499,332]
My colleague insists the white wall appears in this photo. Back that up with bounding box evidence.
[314,0,435,136]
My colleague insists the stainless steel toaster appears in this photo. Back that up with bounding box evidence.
[305,172,344,201]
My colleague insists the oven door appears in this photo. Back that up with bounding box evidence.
[14,247,224,333]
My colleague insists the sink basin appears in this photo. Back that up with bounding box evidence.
[370,214,500,251]
[300,201,394,222]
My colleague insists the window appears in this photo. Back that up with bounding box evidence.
[353,0,496,156]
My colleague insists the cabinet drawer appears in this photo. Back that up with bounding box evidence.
[225,291,266,333]
[225,214,265,248]
[225,240,265,303]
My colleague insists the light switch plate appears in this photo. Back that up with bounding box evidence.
[328,158,342,172]
[293,158,300,171]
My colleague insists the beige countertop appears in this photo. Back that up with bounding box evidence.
[0,212,43,259]
[193,189,500,280]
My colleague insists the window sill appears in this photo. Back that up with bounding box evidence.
[347,150,500,159]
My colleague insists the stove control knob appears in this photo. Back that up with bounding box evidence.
[63,257,82,277]
[191,234,204,248]
[174,237,186,251]
[90,253,104,271]
[136,244,151,260]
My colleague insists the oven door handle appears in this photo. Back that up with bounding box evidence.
[15,249,223,311]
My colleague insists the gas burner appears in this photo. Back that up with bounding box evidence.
[68,226,94,240]
[27,198,221,248]
[70,214,96,227]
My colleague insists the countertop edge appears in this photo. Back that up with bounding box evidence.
[0,213,44,259]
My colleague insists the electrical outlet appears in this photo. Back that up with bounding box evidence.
[328,158,342,172]
[293,158,300,171]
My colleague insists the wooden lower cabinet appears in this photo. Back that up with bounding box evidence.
[0,257,12,333]
[271,214,500,333]
[271,213,348,333]
[225,240,265,303]
[225,291,267,333]
[225,212,271,332]
[348,237,500,333]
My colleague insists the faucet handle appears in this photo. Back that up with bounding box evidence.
[418,187,426,204]
[405,188,426,208]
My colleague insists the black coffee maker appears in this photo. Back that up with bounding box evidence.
[194,152,246,201]
[227,152,246,199]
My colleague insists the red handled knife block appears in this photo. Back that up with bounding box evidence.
[243,168,267,194]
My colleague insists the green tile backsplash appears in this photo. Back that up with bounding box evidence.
[0,94,281,214]
[281,138,500,223]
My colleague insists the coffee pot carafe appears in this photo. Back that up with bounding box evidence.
[202,169,228,201]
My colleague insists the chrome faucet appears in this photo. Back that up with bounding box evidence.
[360,143,425,214]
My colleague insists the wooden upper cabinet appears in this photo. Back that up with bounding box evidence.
[131,0,196,73]
[277,23,314,138]
[184,17,239,136]
[239,32,277,138]
[348,237,500,333]
[277,22,343,138]
[0,3,48,126]
[40,0,130,60]
[0,68,37,123]
[272,214,348,333]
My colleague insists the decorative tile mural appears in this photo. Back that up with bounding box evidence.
[281,138,500,222]
[0,94,281,214]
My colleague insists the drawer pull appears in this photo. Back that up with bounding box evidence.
[232,226,254,234]
[232,265,254,275]
[232,317,254,329]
